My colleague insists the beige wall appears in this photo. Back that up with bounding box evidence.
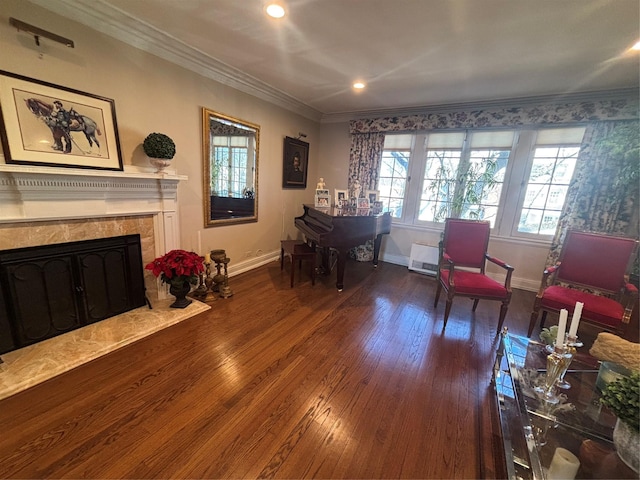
[1,0,549,290]
[0,0,319,271]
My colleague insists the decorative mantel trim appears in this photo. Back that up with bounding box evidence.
[0,164,186,223]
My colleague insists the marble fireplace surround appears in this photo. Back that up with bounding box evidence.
[0,163,211,399]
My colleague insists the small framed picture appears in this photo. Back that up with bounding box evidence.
[356,208,371,216]
[357,197,370,209]
[334,189,347,207]
[366,190,380,204]
[315,189,330,207]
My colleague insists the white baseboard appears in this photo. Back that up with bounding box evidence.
[229,250,280,277]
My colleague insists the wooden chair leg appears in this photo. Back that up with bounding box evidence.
[497,303,508,334]
[310,258,315,286]
[540,311,548,330]
[280,248,285,270]
[527,309,540,337]
[434,282,442,307]
[290,257,295,288]
[472,299,480,312]
[443,299,453,329]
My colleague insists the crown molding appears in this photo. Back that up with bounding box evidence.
[27,0,323,122]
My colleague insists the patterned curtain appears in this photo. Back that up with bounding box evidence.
[545,120,640,266]
[348,132,385,197]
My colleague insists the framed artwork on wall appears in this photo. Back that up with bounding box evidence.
[282,136,309,189]
[0,70,123,171]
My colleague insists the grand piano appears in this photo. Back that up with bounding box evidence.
[294,204,392,291]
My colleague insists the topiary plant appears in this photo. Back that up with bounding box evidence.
[600,371,640,432]
[143,133,176,159]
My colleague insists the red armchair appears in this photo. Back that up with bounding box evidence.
[434,218,514,332]
[527,230,639,337]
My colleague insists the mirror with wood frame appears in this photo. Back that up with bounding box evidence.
[202,108,259,227]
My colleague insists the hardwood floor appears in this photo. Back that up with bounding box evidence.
[0,259,540,479]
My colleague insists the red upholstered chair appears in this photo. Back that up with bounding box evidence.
[527,230,639,338]
[434,218,514,332]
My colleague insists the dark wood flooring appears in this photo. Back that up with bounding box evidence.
[0,259,621,479]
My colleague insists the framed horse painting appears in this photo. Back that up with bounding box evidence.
[0,70,123,171]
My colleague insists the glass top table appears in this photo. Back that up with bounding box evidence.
[493,330,636,479]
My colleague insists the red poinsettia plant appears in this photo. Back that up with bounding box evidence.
[145,249,205,287]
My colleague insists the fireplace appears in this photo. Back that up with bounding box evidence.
[0,163,187,344]
[0,235,147,354]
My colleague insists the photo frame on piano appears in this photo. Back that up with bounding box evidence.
[315,189,330,208]
[357,197,370,209]
[366,190,380,204]
[335,189,347,207]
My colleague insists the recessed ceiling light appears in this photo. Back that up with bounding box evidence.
[353,82,366,89]
[266,3,285,18]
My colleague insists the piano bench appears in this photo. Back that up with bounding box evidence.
[280,240,316,288]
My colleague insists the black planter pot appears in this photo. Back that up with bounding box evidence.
[169,281,192,308]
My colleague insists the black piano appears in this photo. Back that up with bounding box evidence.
[294,204,392,291]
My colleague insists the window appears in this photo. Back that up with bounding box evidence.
[418,131,512,227]
[378,126,585,239]
[211,135,249,197]
[516,128,584,235]
[378,135,412,218]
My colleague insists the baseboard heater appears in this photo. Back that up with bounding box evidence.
[408,243,439,276]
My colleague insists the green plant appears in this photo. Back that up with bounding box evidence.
[600,371,640,432]
[143,132,176,159]
[428,155,500,222]
[539,325,558,346]
[594,122,639,190]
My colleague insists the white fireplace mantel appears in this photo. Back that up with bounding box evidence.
[0,163,187,261]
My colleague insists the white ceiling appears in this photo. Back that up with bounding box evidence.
[30,0,640,121]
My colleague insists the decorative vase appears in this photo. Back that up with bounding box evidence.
[169,280,192,308]
[149,157,171,173]
[613,418,640,473]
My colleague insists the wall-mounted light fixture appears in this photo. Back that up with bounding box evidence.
[10,17,75,48]
[295,132,307,140]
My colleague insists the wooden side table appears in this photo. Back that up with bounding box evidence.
[280,240,316,288]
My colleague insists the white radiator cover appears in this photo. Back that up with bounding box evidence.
[408,243,439,276]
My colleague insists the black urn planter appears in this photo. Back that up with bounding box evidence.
[169,281,192,308]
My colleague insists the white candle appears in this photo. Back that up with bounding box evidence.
[568,302,583,337]
[197,230,202,255]
[547,447,580,479]
[204,253,211,264]
[556,309,568,349]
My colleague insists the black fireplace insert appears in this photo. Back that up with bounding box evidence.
[0,234,147,355]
